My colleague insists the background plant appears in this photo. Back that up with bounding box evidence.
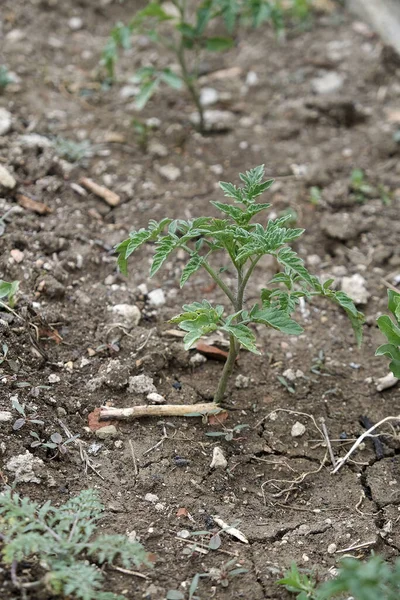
[0,488,152,600]
[102,0,311,131]
[0,279,19,309]
[277,555,400,600]
[375,289,400,377]
[0,65,14,92]
[116,165,363,405]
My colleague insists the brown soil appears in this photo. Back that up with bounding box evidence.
[1,1,400,599]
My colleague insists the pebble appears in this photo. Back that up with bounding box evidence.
[68,17,83,30]
[341,274,370,305]
[306,254,321,266]
[129,374,157,394]
[0,411,12,422]
[147,392,166,404]
[200,87,219,106]
[376,372,399,392]
[95,425,118,439]
[119,85,140,99]
[190,109,235,131]
[158,164,181,182]
[0,108,12,136]
[311,71,344,94]
[56,407,67,417]
[246,71,259,86]
[114,440,123,449]
[235,374,250,389]
[48,374,61,384]
[148,141,168,158]
[190,352,207,367]
[110,304,141,328]
[145,493,159,503]
[18,133,53,148]
[291,421,306,437]
[210,446,228,469]
[321,212,368,241]
[6,451,45,484]
[0,165,16,189]
[10,249,24,263]
[327,543,337,554]
[148,288,166,307]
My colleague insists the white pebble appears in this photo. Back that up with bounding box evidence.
[291,421,306,437]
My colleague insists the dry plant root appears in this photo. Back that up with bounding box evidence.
[100,402,222,421]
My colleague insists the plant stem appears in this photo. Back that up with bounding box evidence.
[173,0,205,132]
[213,334,238,404]
[202,261,236,305]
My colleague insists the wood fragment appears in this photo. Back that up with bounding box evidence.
[16,193,53,214]
[79,177,120,207]
[100,402,221,421]
[212,516,249,544]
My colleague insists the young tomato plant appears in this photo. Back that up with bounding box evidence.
[102,1,303,132]
[375,289,400,377]
[116,165,363,404]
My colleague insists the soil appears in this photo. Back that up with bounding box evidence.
[1,1,400,599]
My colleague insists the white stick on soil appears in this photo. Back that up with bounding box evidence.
[100,402,221,420]
[331,415,400,474]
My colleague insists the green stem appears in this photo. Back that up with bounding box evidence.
[213,334,238,404]
[173,2,205,132]
[202,261,236,306]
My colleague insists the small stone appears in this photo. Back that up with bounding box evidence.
[291,421,306,437]
[321,212,369,241]
[0,411,12,422]
[376,372,399,392]
[190,353,207,367]
[158,164,181,182]
[18,133,53,148]
[145,493,159,503]
[210,446,227,469]
[311,71,344,95]
[341,274,370,305]
[306,254,321,266]
[95,425,118,439]
[246,71,259,86]
[283,368,296,382]
[114,440,123,449]
[0,165,16,189]
[56,407,67,417]
[191,109,235,131]
[327,543,337,554]
[6,451,45,484]
[48,374,60,384]
[148,141,168,157]
[155,502,166,512]
[148,288,166,308]
[235,374,250,389]
[147,392,166,404]
[10,248,24,263]
[119,85,140,99]
[0,108,12,136]
[68,17,83,30]
[128,374,157,394]
[200,87,219,106]
[110,304,141,328]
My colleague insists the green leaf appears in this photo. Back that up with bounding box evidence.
[387,289,400,323]
[0,279,19,306]
[206,36,234,52]
[135,78,159,110]
[166,592,185,600]
[180,254,203,288]
[251,306,303,335]
[150,235,178,277]
[223,324,260,354]
[327,291,364,347]
[189,573,200,599]
[276,247,314,286]
[377,315,400,346]
[160,69,183,90]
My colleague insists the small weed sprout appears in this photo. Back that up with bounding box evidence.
[350,168,375,203]
[0,488,152,600]
[168,558,247,599]
[102,2,309,131]
[0,279,19,309]
[41,431,80,459]
[117,165,363,405]
[12,398,44,431]
[375,289,400,377]
[0,65,15,92]
[309,186,322,206]
[53,136,94,163]
[278,555,400,600]
[206,423,249,441]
